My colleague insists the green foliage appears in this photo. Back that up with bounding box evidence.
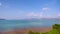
[34,32,40,34]
[28,31,40,34]
[42,32,49,34]
[53,24,60,29]
[52,24,60,34]
[28,31,34,34]
[42,29,59,34]
[42,24,60,34]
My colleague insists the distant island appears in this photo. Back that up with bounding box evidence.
[0,19,6,20]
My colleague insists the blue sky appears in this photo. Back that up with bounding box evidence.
[0,0,60,19]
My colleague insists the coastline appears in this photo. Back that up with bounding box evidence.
[0,27,52,34]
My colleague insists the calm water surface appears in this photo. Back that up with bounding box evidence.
[0,19,60,31]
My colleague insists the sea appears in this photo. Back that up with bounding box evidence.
[0,19,60,32]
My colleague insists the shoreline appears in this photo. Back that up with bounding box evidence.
[0,27,52,34]
[0,27,52,32]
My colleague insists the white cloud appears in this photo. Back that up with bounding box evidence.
[50,14,60,18]
[57,14,60,17]
[0,2,9,8]
[26,12,39,18]
[42,7,50,12]
[0,3,2,6]
[26,12,46,18]
[27,12,38,17]
[26,12,55,19]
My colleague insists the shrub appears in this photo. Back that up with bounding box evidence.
[28,31,40,34]
[28,24,60,34]
[42,29,59,34]
[53,24,60,29]
[34,32,40,34]
[52,24,60,34]
[28,31,34,34]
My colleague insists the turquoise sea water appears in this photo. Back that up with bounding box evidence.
[0,19,60,31]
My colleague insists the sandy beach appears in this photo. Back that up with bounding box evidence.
[0,27,52,34]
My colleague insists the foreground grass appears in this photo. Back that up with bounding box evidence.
[42,29,59,34]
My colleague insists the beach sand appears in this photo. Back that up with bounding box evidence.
[0,27,52,34]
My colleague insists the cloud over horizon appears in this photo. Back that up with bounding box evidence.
[0,0,60,19]
[26,12,58,19]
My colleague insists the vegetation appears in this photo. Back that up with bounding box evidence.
[28,31,34,34]
[34,32,40,34]
[42,24,60,34]
[42,29,59,34]
[53,24,60,29]
[28,31,40,34]
[28,24,60,34]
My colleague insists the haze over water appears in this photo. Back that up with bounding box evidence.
[0,19,60,32]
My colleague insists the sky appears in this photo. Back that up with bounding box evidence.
[0,0,60,19]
